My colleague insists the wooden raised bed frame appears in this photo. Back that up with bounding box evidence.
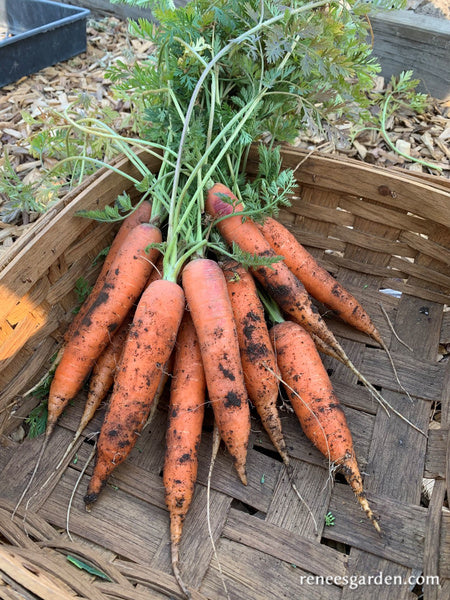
[0,146,449,600]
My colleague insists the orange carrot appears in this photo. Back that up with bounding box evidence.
[84,278,185,507]
[65,200,153,343]
[163,311,205,598]
[258,216,383,345]
[205,183,345,356]
[47,223,162,438]
[221,259,289,465]
[182,258,251,485]
[271,320,380,532]
[22,202,154,403]
[52,314,133,474]
[145,351,174,430]
[83,314,132,430]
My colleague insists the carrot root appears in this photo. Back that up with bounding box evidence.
[271,320,381,533]
[339,452,381,534]
[84,279,185,507]
[182,258,251,485]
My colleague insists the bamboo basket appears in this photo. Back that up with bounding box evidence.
[0,146,449,600]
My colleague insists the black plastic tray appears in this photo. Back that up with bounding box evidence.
[0,0,90,88]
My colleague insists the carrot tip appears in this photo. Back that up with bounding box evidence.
[235,464,248,486]
[45,420,56,439]
[342,454,381,534]
[359,496,382,535]
[171,543,191,599]
[83,492,98,510]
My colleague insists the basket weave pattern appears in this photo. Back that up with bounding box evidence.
[0,147,449,599]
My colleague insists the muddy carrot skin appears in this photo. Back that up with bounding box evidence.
[47,223,162,437]
[84,278,185,507]
[222,259,289,464]
[164,311,206,596]
[82,313,132,431]
[271,320,380,532]
[205,183,343,353]
[258,216,383,345]
[182,258,251,485]
[65,200,153,343]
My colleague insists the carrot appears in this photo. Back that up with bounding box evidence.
[257,218,417,407]
[270,320,380,533]
[221,259,289,465]
[182,258,251,485]
[205,182,399,419]
[47,222,162,438]
[258,216,383,345]
[84,278,185,507]
[82,315,132,430]
[163,311,206,598]
[65,200,153,344]
[22,203,154,402]
[13,221,160,517]
[205,183,345,356]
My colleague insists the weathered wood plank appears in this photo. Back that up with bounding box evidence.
[0,427,82,509]
[439,511,450,579]
[325,483,426,570]
[223,508,348,579]
[337,290,439,599]
[0,545,98,600]
[199,537,342,600]
[341,555,417,600]
[441,311,450,345]
[399,230,450,268]
[250,149,450,227]
[265,459,331,540]
[437,579,450,600]
[423,479,447,600]
[370,10,450,101]
[360,348,444,401]
[362,391,429,504]
[151,486,232,589]
[338,196,433,236]
[111,559,215,600]
[424,428,447,479]
[38,467,168,565]
[195,433,283,514]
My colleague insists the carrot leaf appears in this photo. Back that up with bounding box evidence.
[66,555,112,581]
[230,242,285,270]
[25,401,48,439]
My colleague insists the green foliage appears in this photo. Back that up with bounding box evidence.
[324,511,335,526]
[0,151,59,223]
[230,242,285,270]
[353,70,437,171]
[238,145,296,222]
[25,402,48,438]
[383,70,429,118]
[66,555,112,581]
[73,277,92,313]
[76,192,135,222]
[7,0,418,227]
[106,0,402,152]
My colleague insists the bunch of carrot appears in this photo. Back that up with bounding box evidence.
[23,170,392,598]
[17,3,413,597]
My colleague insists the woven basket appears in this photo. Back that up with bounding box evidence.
[0,146,449,600]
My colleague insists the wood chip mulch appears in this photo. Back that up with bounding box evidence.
[0,16,449,258]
